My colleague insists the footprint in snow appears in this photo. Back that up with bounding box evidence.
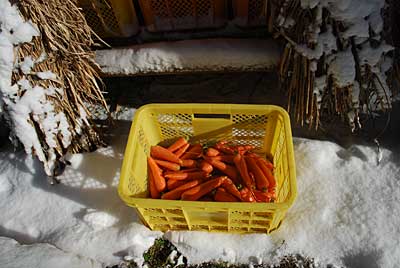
[82,209,119,230]
[0,178,14,195]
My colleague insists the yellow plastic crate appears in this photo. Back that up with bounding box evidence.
[118,103,297,233]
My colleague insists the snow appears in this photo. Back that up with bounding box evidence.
[368,10,384,34]
[3,83,70,174]
[275,139,400,268]
[294,26,337,60]
[1,115,400,267]
[300,0,320,9]
[0,237,102,268]
[167,250,178,263]
[36,71,57,80]
[1,0,398,267]
[328,48,356,88]
[165,231,274,265]
[343,18,369,39]
[0,123,163,267]
[301,0,384,25]
[318,26,337,54]
[95,39,281,75]
[358,43,394,69]
[168,139,400,267]
[326,0,384,26]
[351,82,360,106]
[0,0,74,176]
[19,56,35,75]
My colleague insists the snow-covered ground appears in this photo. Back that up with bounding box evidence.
[0,237,103,268]
[0,113,399,268]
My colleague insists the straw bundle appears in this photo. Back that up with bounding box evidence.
[279,44,319,129]
[7,0,108,176]
[273,0,394,132]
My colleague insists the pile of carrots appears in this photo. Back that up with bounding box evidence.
[147,137,276,202]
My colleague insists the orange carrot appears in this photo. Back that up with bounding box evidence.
[256,158,276,188]
[243,145,255,151]
[165,168,199,175]
[167,179,186,190]
[155,159,180,171]
[147,156,166,192]
[198,160,213,173]
[181,159,197,168]
[167,137,188,152]
[162,179,202,200]
[236,146,246,154]
[246,152,261,159]
[205,155,234,164]
[258,157,274,170]
[151,145,182,165]
[165,171,209,181]
[253,189,271,202]
[204,157,239,184]
[174,143,190,158]
[149,170,160,199]
[215,142,235,154]
[181,176,226,201]
[167,178,201,190]
[205,147,220,157]
[248,153,274,170]
[156,165,163,175]
[233,154,253,189]
[248,172,256,189]
[240,187,256,202]
[181,144,203,160]
[214,188,240,202]
[246,156,269,192]
[221,178,242,200]
[234,145,255,154]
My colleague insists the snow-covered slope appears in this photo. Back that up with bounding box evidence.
[0,118,399,267]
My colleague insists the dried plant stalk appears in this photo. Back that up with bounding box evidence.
[279,42,319,129]
[11,0,109,175]
[273,0,394,132]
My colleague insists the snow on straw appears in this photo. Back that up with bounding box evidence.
[328,48,356,88]
[292,0,393,122]
[0,0,72,174]
[358,42,394,70]
[36,71,57,80]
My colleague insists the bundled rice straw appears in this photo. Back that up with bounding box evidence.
[0,0,108,176]
[273,0,394,131]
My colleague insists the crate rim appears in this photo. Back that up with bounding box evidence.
[118,103,297,211]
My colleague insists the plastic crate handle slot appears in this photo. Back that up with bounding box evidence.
[190,115,262,143]
[191,113,232,138]
[184,209,228,228]
[193,113,231,119]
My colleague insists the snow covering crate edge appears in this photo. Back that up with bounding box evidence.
[118,103,297,234]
